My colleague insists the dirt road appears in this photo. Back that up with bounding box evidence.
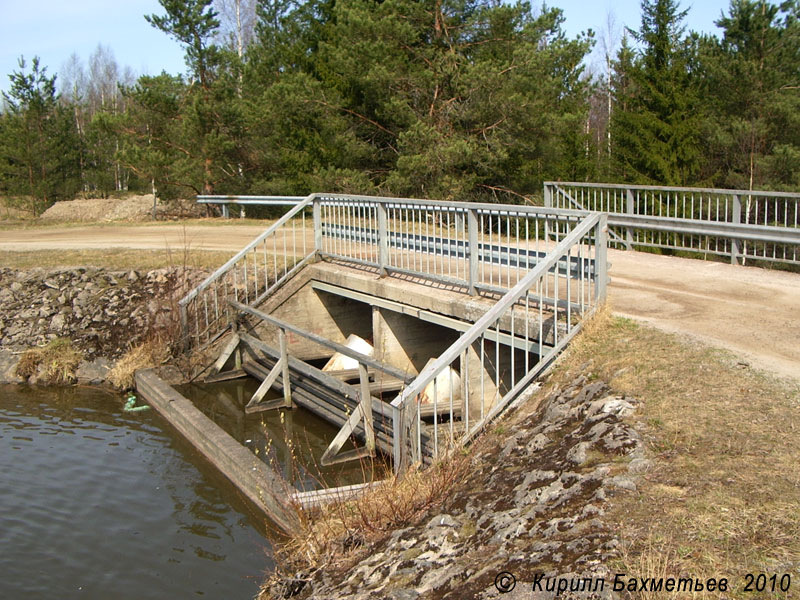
[607,249,799,380]
[2,223,798,380]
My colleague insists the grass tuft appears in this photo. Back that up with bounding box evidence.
[262,445,475,598]
[108,338,170,390]
[15,338,83,384]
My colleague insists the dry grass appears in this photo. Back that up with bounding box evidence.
[548,306,800,598]
[15,338,83,384]
[108,338,171,390]
[262,446,475,598]
[0,249,235,271]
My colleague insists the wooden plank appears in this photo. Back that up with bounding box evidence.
[246,357,284,408]
[241,350,394,426]
[291,481,382,509]
[369,378,404,395]
[320,398,373,466]
[323,367,405,393]
[241,360,394,455]
[239,333,393,419]
[135,369,298,534]
[204,368,247,383]
[323,367,375,380]
[211,333,240,374]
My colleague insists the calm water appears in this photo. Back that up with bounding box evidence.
[0,385,272,599]
[178,377,386,491]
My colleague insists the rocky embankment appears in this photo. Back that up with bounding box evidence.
[267,372,644,600]
[0,267,207,385]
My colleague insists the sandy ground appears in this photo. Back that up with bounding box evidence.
[607,249,800,380]
[1,223,798,380]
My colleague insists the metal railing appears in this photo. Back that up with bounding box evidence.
[544,182,800,265]
[179,194,316,349]
[181,194,595,350]
[197,195,304,218]
[180,193,608,472]
[389,212,606,469]
[315,194,593,295]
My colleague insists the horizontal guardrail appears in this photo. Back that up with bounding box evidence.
[197,195,305,217]
[314,194,592,295]
[544,182,800,265]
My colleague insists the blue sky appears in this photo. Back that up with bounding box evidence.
[0,0,733,95]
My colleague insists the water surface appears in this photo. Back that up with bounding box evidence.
[0,385,271,599]
[179,377,387,491]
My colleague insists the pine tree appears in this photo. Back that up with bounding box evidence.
[145,0,246,196]
[698,0,800,190]
[0,57,80,215]
[611,0,702,186]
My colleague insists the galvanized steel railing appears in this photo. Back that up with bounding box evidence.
[544,181,800,265]
[179,194,316,349]
[389,211,607,469]
[315,194,592,295]
[197,195,305,218]
[180,193,597,350]
[180,193,608,472]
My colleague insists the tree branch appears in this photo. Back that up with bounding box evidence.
[478,184,534,204]
[310,99,397,139]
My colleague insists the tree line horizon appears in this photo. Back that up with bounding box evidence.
[2,0,799,216]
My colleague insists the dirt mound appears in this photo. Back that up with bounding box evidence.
[39,195,158,223]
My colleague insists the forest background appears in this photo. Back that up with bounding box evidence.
[2,0,800,216]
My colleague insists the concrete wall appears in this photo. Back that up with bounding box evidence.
[252,285,373,360]
[247,263,540,419]
[372,308,459,376]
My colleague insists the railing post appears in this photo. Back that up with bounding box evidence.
[409,401,420,465]
[279,327,292,408]
[222,204,230,219]
[392,403,407,473]
[179,302,190,353]
[543,183,552,208]
[625,188,635,250]
[377,201,389,276]
[731,194,741,265]
[233,319,242,370]
[359,363,375,455]
[468,208,479,295]
[595,214,608,303]
[312,198,322,257]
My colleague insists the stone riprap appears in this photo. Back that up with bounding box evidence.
[0,267,207,384]
[266,374,643,600]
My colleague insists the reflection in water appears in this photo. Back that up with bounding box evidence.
[179,378,388,491]
[0,385,271,600]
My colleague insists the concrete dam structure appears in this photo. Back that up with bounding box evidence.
[136,194,608,529]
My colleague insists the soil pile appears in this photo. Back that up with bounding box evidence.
[39,195,158,223]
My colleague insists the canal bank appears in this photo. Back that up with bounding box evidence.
[0,266,208,386]
[259,365,644,600]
